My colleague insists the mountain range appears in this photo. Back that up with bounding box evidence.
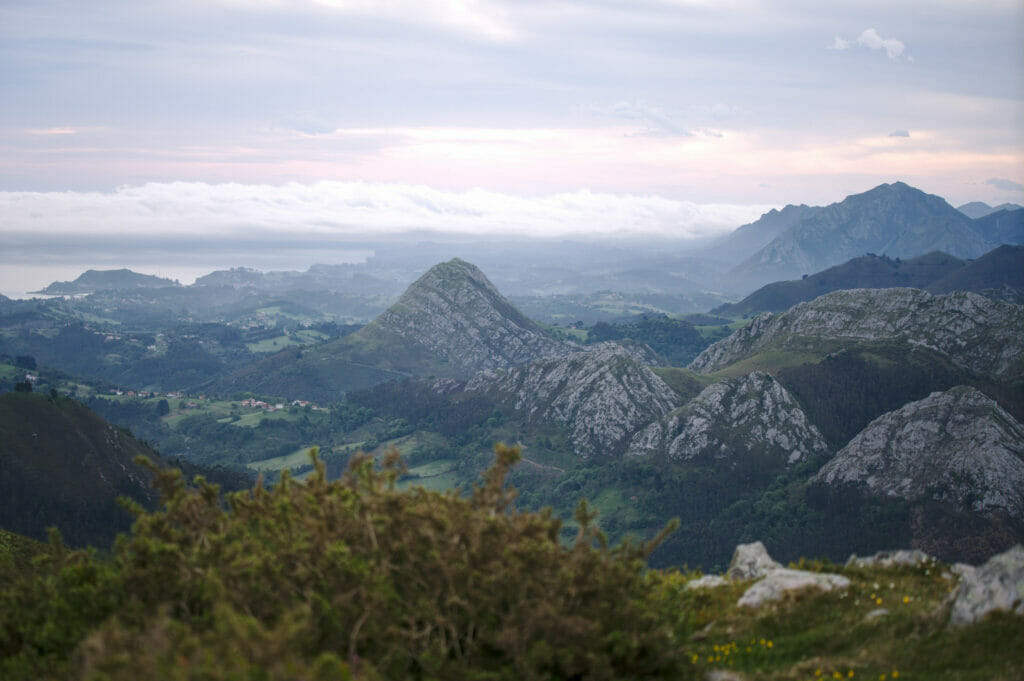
[5,179,1024,570]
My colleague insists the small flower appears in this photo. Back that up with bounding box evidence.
[902,596,910,604]
[875,597,883,605]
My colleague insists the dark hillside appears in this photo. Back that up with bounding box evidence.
[927,244,1024,295]
[0,392,161,547]
[776,345,1024,447]
[714,251,965,316]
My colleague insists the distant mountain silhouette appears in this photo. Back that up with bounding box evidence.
[971,207,1024,245]
[702,203,819,265]
[728,182,997,290]
[35,268,180,295]
[957,201,1023,219]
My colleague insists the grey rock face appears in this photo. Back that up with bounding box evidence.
[365,258,577,377]
[737,568,851,608]
[689,288,1024,380]
[726,541,781,580]
[705,670,747,681]
[948,545,1024,627]
[627,372,828,465]
[814,386,1024,519]
[846,549,934,569]
[466,343,680,458]
[725,542,850,607]
[685,575,729,590]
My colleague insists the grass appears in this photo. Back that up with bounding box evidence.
[224,409,296,428]
[245,329,328,353]
[656,557,1024,681]
[246,447,317,474]
[399,459,461,492]
[706,350,823,379]
[696,319,748,337]
[652,366,715,401]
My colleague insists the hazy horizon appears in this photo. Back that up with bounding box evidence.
[2,1,1021,289]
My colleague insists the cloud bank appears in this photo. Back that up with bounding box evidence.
[0,181,773,242]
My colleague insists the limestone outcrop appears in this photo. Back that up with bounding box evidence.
[466,343,680,458]
[689,288,1024,380]
[813,386,1024,519]
[947,545,1024,627]
[627,372,829,466]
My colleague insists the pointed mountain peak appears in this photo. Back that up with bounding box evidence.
[357,259,577,377]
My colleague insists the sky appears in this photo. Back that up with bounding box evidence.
[1,0,1022,289]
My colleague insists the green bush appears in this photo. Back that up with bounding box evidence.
[0,445,687,680]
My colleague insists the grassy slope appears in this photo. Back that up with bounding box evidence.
[661,558,1024,681]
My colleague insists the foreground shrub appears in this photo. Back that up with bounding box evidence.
[1,444,686,680]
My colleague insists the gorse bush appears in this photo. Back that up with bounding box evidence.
[0,445,688,680]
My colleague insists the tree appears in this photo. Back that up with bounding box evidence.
[155,399,170,417]
[13,381,32,393]
[13,356,36,371]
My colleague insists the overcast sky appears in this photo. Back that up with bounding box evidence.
[1,0,1022,246]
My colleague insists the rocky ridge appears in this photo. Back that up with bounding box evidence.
[627,371,828,465]
[813,386,1024,519]
[689,288,1024,380]
[465,342,680,458]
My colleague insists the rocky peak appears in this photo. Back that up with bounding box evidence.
[358,258,578,377]
[689,288,1024,380]
[813,386,1024,519]
[466,343,680,458]
[627,371,829,465]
